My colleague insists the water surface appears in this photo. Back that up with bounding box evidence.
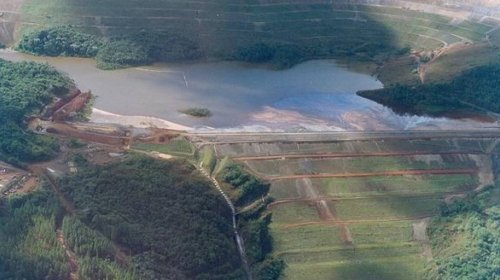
[0,50,493,131]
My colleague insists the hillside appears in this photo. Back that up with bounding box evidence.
[0,155,247,280]
[1,0,499,75]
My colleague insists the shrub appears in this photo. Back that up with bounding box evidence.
[179,107,212,117]
[18,26,102,57]
[96,39,150,69]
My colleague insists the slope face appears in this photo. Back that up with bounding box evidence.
[1,0,496,60]
[211,137,498,280]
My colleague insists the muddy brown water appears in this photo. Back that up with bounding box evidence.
[0,50,494,131]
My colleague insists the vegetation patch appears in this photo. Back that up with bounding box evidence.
[95,39,150,70]
[18,26,102,57]
[199,145,216,174]
[219,162,270,206]
[62,216,136,279]
[179,107,212,118]
[233,42,305,69]
[426,183,500,280]
[17,27,202,70]
[215,159,284,279]
[359,64,500,116]
[334,196,441,220]
[0,187,69,279]
[133,137,195,157]
[0,59,73,166]
[60,155,245,279]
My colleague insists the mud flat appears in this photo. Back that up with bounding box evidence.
[91,108,192,131]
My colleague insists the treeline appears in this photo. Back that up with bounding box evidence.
[17,26,391,70]
[0,179,137,280]
[18,26,102,57]
[0,59,73,166]
[0,187,69,279]
[220,163,270,207]
[60,155,245,279]
[18,26,201,70]
[62,216,136,279]
[426,183,500,279]
[218,161,285,280]
[359,64,500,116]
[232,43,305,69]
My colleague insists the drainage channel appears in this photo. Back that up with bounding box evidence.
[197,164,253,280]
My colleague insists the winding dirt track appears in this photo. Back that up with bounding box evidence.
[57,230,80,280]
[266,168,477,181]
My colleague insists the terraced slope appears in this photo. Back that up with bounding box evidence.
[0,0,495,58]
[211,137,498,280]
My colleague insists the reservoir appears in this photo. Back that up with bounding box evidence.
[0,50,493,131]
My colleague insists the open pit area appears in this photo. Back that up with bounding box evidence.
[198,133,500,280]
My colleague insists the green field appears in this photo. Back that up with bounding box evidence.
[285,255,425,280]
[132,137,195,157]
[271,202,320,225]
[333,196,441,220]
[217,138,494,157]
[270,174,476,199]
[245,154,475,176]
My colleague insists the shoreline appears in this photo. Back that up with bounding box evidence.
[90,108,193,131]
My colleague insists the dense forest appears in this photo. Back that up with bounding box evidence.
[18,27,201,69]
[0,59,73,166]
[0,187,69,279]
[359,64,500,116]
[232,43,305,69]
[60,155,245,279]
[0,155,247,279]
[18,26,102,57]
[17,26,331,69]
[426,182,500,279]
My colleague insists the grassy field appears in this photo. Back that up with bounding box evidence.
[132,137,195,157]
[423,43,500,83]
[271,202,320,225]
[333,196,441,220]
[270,174,476,199]
[245,154,475,176]
[217,138,494,157]
[271,224,345,252]
[285,254,425,280]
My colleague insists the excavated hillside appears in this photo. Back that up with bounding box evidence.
[1,0,498,59]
